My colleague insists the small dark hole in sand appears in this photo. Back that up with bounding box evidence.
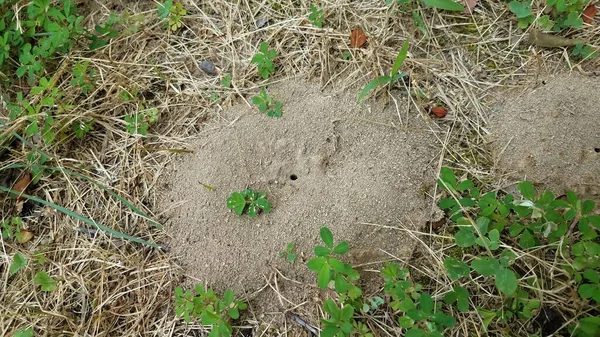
[595,147,600,153]
[290,174,298,181]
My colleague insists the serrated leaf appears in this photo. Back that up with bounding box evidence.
[10,253,27,275]
[34,271,57,292]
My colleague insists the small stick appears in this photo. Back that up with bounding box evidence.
[281,308,318,336]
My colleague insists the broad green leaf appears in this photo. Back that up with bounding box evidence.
[471,257,500,277]
[34,271,57,291]
[583,269,600,283]
[307,257,326,271]
[317,263,331,288]
[357,75,392,103]
[578,284,597,299]
[226,192,246,215]
[10,253,27,275]
[314,245,330,257]
[340,304,354,320]
[398,315,414,328]
[340,321,353,334]
[333,241,349,255]
[419,292,434,315]
[223,289,234,305]
[320,227,334,248]
[422,0,465,11]
[439,198,456,209]
[518,181,535,200]
[255,198,271,213]
[476,217,490,233]
[323,299,338,315]
[328,258,346,273]
[443,256,469,280]
[454,230,476,247]
[440,167,457,188]
[14,328,33,337]
[456,179,473,191]
[519,229,537,249]
[390,39,409,77]
[495,268,518,295]
[430,312,456,327]
[334,274,349,293]
[320,325,338,337]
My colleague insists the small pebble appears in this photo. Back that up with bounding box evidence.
[255,17,268,28]
[199,61,218,76]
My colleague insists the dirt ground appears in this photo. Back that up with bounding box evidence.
[159,80,441,311]
[490,72,600,201]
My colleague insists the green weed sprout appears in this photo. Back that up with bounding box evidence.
[251,42,276,79]
[280,243,297,263]
[308,5,325,28]
[226,188,272,217]
[175,285,247,337]
[357,39,409,103]
[252,89,283,118]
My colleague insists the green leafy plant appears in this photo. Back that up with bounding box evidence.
[157,0,186,31]
[9,253,28,275]
[71,61,96,94]
[572,44,598,60]
[175,285,247,337]
[125,107,159,136]
[438,167,600,333]
[226,188,272,217]
[509,0,589,30]
[88,12,120,50]
[382,263,456,337]
[280,243,297,263]
[357,39,409,103]
[251,42,276,79]
[307,227,362,300]
[321,299,355,337]
[221,74,232,88]
[252,89,283,118]
[308,5,325,28]
[33,270,57,292]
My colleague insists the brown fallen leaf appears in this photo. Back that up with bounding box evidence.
[528,29,584,48]
[430,106,448,118]
[17,230,34,244]
[13,171,31,201]
[464,0,479,13]
[350,28,367,48]
[583,5,597,24]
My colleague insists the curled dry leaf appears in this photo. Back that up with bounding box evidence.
[583,5,597,24]
[464,0,479,13]
[430,106,448,118]
[17,230,34,244]
[350,28,367,48]
[13,171,31,201]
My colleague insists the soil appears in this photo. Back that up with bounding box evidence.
[489,73,600,200]
[158,80,440,311]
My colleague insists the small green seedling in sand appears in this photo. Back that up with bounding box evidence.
[357,39,409,103]
[307,227,362,300]
[251,42,277,79]
[175,285,247,337]
[280,243,297,263]
[308,5,325,28]
[226,188,272,217]
[252,89,283,118]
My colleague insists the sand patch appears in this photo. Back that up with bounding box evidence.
[158,80,439,302]
[490,73,600,199]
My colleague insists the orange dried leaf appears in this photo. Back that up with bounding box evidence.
[350,28,367,48]
[17,230,34,244]
[431,106,448,118]
[13,171,31,201]
[583,5,596,24]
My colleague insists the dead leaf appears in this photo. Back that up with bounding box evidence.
[350,28,367,48]
[528,29,584,48]
[17,230,34,244]
[13,171,31,201]
[430,106,448,118]
[583,5,597,24]
[464,0,479,13]
[431,219,445,231]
